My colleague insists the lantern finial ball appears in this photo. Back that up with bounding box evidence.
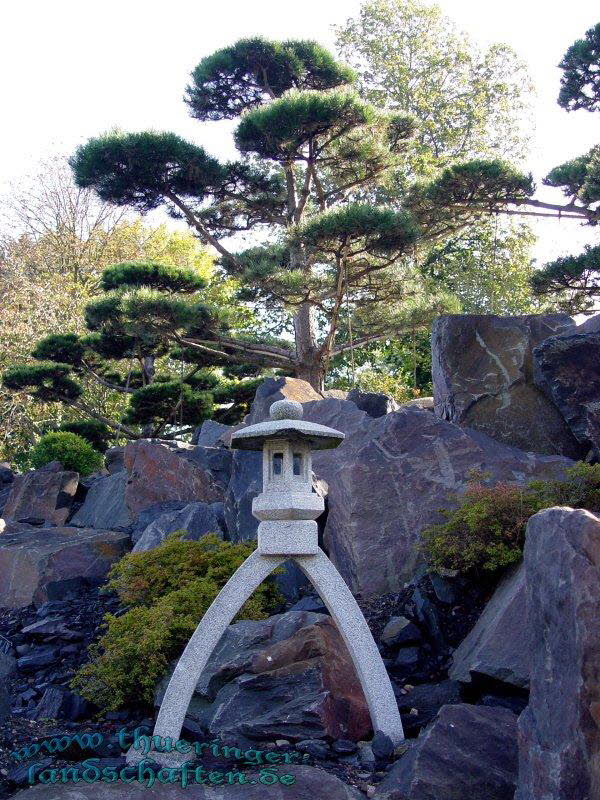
[270,399,303,421]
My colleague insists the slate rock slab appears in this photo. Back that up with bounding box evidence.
[124,440,223,519]
[157,610,371,744]
[374,704,518,800]
[534,331,600,459]
[70,471,132,530]
[3,462,79,526]
[449,562,530,689]
[192,419,232,447]
[317,406,572,597]
[10,767,364,799]
[516,507,600,800]
[133,501,225,552]
[0,527,130,608]
[432,313,584,457]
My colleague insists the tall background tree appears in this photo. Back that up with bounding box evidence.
[331,0,542,391]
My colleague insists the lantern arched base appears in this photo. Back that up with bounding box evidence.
[132,547,404,766]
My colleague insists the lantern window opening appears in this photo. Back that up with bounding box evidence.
[271,451,284,478]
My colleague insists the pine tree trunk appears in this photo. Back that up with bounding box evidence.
[293,301,324,392]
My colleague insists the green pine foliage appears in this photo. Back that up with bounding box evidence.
[72,534,282,710]
[29,431,104,475]
[100,261,207,293]
[66,33,545,391]
[422,463,600,574]
[186,38,356,120]
[558,22,600,112]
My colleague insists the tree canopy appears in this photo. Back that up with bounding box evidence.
[67,33,561,391]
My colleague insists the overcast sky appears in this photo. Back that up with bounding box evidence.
[2,0,598,264]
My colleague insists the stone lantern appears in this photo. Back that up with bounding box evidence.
[150,399,404,760]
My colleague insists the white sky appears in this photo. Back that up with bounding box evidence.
[1,0,599,265]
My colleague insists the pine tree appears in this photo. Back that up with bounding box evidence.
[3,261,263,442]
[67,37,550,391]
[531,22,600,314]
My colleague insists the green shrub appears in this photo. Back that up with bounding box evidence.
[422,463,600,574]
[30,431,104,475]
[72,533,282,711]
[57,420,112,453]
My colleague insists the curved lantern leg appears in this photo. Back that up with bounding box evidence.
[142,549,286,763]
[294,549,404,745]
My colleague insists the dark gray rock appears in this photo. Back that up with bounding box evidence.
[32,686,93,721]
[130,501,188,545]
[374,704,518,800]
[0,527,130,609]
[104,447,125,474]
[133,501,225,552]
[397,680,463,737]
[9,767,364,799]
[192,419,232,447]
[533,331,600,459]
[0,461,14,484]
[347,388,399,417]
[450,562,530,689]
[371,730,394,763]
[289,596,329,614]
[393,647,420,668]
[516,507,600,800]
[432,313,584,458]
[17,647,57,671]
[3,462,79,526]
[156,610,371,744]
[381,617,421,647]
[183,446,233,493]
[70,471,132,530]
[319,406,572,597]
[0,680,9,723]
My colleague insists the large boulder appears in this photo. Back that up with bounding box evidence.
[124,440,224,519]
[0,526,130,608]
[156,610,371,744]
[3,462,79,526]
[431,313,584,458]
[449,562,530,689]
[244,376,323,425]
[516,507,600,800]
[10,767,364,799]
[375,704,519,800]
[317,406,571,597]
[225,381,571,597]
[70,471,132,530]
[133,501,225,552]
[533,331,600,459]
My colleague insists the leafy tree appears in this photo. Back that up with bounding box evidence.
[558,22,600,112]
[335,0,533,172]
[531,23,600,313]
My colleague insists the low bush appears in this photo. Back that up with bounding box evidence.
[72,534,282,711]
[56,420,112,453]
[29,431,104,475]
[422,463,600,574]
